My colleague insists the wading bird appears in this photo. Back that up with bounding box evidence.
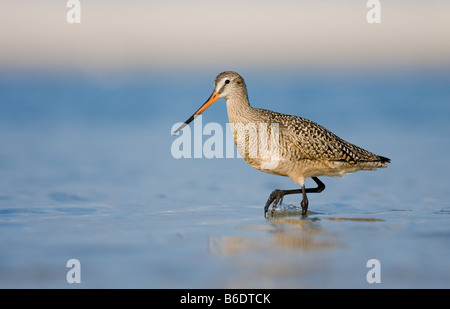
[174,71,390,216]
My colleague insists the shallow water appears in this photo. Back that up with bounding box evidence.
[1,71,450,288]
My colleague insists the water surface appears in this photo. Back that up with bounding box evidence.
[1,71,450,288]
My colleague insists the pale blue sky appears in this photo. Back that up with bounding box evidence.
[1,1,449,75]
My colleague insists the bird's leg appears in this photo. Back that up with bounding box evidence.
[264,177,326,216]
[309,177,326,193]
[300,184,308,216]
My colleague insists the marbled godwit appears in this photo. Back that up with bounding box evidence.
[174,71,390,216]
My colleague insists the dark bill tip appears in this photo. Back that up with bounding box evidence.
[173,114,196,134]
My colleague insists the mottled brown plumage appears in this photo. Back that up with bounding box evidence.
[175,71,390,216]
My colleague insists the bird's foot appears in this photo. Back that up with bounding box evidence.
[264,189,285,217]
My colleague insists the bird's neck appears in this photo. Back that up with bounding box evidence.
[225,92,254,124]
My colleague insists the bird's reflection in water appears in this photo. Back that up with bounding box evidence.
[207,212,385,288]
[207,216,338,288]
[208,216,337,255]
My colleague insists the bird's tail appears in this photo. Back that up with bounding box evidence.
[377,155,391,164]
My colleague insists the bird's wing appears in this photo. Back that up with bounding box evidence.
[264,111,380,163]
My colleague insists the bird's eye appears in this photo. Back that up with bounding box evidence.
[225,79,230,84]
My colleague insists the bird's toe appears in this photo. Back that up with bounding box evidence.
[264,189,284,216]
